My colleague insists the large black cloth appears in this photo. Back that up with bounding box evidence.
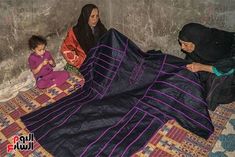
[21,29,214,157]
[179,23,235,110]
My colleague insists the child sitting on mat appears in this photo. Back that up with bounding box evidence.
[28,35,69,89]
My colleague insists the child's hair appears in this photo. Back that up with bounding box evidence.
[28,35,47,50]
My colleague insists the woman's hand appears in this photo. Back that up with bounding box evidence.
[186,62,213,73]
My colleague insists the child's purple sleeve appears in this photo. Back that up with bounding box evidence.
[45,51,54,60]
[28,55,37,70]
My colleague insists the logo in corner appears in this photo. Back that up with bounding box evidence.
[7,133,34,153]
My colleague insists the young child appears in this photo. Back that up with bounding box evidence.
[28,35,69,89]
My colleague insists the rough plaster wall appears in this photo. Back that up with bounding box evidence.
[0,0,109,100]
[0,0,234,100]
[110,0,235,56]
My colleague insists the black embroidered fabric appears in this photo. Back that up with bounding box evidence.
[21,29,214,157]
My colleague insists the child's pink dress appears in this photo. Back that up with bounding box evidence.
[28,51,69,89]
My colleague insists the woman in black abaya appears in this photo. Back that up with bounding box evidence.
[178,23,235,110]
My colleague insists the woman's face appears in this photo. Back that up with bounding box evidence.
[179,40,195,53]
[88,8,99,27]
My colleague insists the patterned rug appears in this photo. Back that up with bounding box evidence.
[0,75,234,157]
[209,114,235,157]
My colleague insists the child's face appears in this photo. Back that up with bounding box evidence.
[33,44,46,56]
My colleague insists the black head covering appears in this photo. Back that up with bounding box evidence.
[179,23,212,48]
[73,4,107,53]
[178,23,234,65]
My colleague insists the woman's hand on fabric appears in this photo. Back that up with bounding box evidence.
[186,62,213,73]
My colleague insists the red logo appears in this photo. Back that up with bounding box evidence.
[7,133,34,153]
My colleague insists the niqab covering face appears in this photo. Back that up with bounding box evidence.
[73,4,107,53]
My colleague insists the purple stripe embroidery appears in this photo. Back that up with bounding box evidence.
[80,108,137,157]
[91,87,103,97]
[108,113,147,157]
[83,57,95,66]
[31,105,76,132]
[93,80,105,89]
[139,100,173,119]
[94,62,116,73]
[132,123,164,155]
[149,89,211,121]
[129,63,138,84]
[165,63,201,80]
[37,95,98,141]
[134,107,163,124]
[127,54,170,119]
[100,39,129,98]
[129,58,144,85]
[121,118,155,157]
[161,71,204,90]
[84,56,95,66]
[165,63,187,70]
[94,70,112,80]
[90,44,125,53]
[155,55,167,82]
[26,89,93,127]
[80,46,99,80]
[30,89,94,130]
[99,52,122,62]
[84,78,92,84]
[94,57,119,68]
[83,69,92,77]
[145,96,212,133]
[81,53,168,156]
[95,111,139,157]
[155,80,207,106]
[82,44,100,65]
[23,89,91,121]
[80,61,94,73]
[37,106,81,141]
